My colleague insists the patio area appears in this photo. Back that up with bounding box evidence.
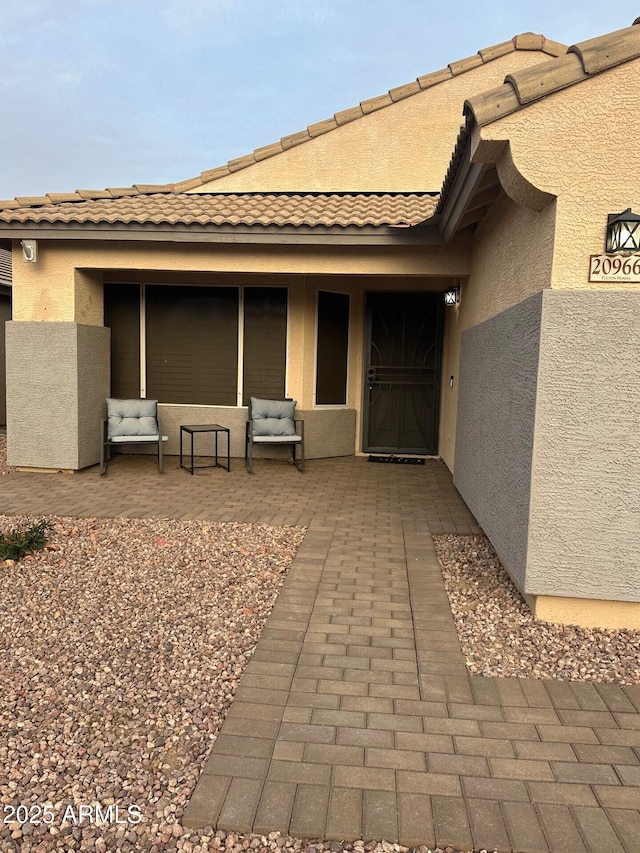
[1,452,639,852]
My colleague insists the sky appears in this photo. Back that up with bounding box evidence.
[1,0,638,200]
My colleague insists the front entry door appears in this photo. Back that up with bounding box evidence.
[363,292,443,454]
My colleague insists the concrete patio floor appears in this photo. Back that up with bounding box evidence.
[1,454,639,852]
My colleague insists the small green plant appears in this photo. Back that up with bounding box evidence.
[0,519,53,561]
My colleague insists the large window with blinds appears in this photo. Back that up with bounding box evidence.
[315,291,349,405]
[242,287,287,404]
[104,283,288,404]
[146,285,238,405]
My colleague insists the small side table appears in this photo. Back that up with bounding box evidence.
[180,424,231,474]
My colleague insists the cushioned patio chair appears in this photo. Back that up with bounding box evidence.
[100,398,168,475]
[245,397,305,473]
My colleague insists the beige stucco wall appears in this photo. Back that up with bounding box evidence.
[439,190,556,468]
[194,52,554,193]
[444,56,640,623]
[12,238,472,325]
[441,57,640,471]
[479,59,640,293]
[10,241,104,325]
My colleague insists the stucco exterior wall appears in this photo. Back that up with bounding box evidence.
[78,323,111,467]
[10,243,104,326]
[453,293,543,591]
[140,405,356,462]
[479,60,640,293]
[6,322,109,469]
[527,290,640,601]
[439,190,556,469]
[14,239,472,326]
[194,52,552,193]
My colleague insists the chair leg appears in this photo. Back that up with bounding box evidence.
[100,422,107,475]
[246,436,253,474]
[158,439,163,473]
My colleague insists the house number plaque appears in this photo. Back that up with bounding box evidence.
[589,253,640,283]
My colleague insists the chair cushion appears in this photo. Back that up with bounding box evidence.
[109,435,160,443]
[252,435,302,444]
[251,397,296,436]
[107,398,159,440]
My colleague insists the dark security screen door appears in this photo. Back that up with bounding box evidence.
[364,292,443,454]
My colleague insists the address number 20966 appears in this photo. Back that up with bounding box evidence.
[589,253,640,282]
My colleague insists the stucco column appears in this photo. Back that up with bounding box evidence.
[7,248,108,470]
[6,322,110,470]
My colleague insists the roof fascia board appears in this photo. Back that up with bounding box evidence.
[438,138,490,242]
[0,222,443,247]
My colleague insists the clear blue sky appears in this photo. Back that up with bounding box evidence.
[1,1,637,199]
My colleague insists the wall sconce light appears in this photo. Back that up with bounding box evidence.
[444,284,460,306]
[20,239,38,263]
[605,209,640,253]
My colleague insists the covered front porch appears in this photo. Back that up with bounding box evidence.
[5,215,472,472]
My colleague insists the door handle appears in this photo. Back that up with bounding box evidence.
[367,367,377,391]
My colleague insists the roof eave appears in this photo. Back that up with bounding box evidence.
[0,220,443,247]
[436,132,501,241]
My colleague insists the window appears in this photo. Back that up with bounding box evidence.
[146,285,238,405]
[242,287,287,404]
[315,291,349,405]
[104,283,140,399]
[105,282,287,405]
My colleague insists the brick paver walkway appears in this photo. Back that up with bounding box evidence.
[1,454,639,852]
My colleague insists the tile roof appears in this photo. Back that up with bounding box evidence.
[437,18,640,216]
[464,19,640,128]
[0,33,564,213]
[174,33,566,191]
[0,192,438,229]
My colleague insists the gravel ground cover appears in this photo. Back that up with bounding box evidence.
[0,512,307,853]
[433,534,640,684]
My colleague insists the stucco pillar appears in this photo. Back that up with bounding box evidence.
[8,248,108,470]
[6,322,110,470]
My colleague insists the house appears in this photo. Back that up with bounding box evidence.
[0,20,639,630]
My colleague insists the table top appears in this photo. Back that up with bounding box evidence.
[180,424,230,433]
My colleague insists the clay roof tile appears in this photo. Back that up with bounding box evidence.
[0,192,438,230]
[569,24,640,74]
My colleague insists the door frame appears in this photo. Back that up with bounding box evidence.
[361,290,444,455]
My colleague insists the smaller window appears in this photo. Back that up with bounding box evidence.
[104,283,141,399]
[316,291,349,405]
